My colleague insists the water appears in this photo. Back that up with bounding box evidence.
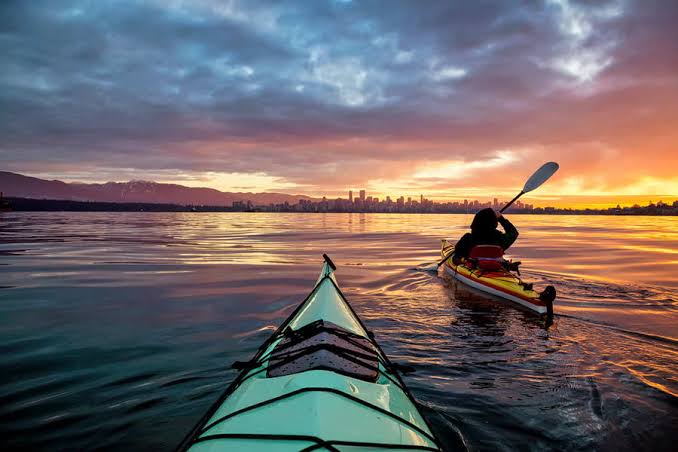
[1,212,676,451]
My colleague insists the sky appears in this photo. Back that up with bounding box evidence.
[1,0,677,207]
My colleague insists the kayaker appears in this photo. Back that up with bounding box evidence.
[453,207,518,263]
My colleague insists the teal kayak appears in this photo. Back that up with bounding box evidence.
[177,254,442,451]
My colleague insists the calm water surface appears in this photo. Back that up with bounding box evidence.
[1,212,676,451]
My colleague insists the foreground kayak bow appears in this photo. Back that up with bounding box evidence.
[177,254,442,451]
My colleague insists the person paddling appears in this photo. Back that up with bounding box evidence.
[429,162,558,272]
[452,208,518,264]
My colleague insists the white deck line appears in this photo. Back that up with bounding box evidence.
[444,265,547,315]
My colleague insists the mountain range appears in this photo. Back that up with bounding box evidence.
[0,171,314,206]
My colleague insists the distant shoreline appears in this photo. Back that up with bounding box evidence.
[3,197,677,216]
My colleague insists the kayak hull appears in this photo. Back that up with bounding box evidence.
[441,239,553,316]
[178,255,441,451]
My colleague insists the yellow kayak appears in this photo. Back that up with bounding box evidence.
[441,239,555,316]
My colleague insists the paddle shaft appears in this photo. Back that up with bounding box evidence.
[499,191,524,213]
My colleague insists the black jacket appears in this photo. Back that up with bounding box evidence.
[454,216,519,259]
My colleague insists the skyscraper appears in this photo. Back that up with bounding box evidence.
[359,190,366,202]
[420,194,424,204]
[349,190,353,202]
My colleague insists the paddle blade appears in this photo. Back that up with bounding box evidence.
[417,262,441,273]
[522,162,559,193]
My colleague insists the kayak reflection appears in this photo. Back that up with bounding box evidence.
[449,280,552,331]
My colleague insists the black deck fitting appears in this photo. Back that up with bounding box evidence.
[322,254,337,271]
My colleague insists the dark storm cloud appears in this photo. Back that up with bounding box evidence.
[1,0,677,192]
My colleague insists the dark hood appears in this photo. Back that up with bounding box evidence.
[471,207,498,236]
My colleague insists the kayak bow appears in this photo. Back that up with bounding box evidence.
[177,254,442,451]
[441,240,555,317]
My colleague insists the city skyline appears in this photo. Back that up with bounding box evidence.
[254,194,678,215]
[3,170,675,214]
[3,168,675,210]
[337,190,535,210]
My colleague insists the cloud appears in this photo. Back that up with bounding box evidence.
[0,0,676,200]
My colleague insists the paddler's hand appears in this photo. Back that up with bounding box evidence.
[495,210,503,219]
